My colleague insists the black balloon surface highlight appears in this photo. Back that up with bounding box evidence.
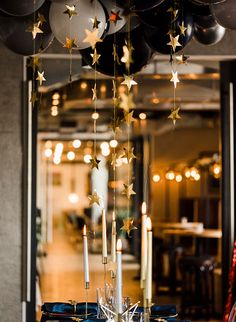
[0,0,45,16]
[80,26,153,76]
[0,1,54,55]
[194,23,225,45]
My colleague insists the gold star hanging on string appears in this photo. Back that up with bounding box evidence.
[91,16,101,29]
[119,93,135,111]
[121,217,137,236]
[63,37,77,52]
[121,147,136,164]
[37,13,46,26]
[168,106,181,125]
[89,155,101,170]
[112,44,120,64]
[167,7,178,18]
[176,54,189,64]
[63,5,77,19]
[28,56,41,70]
[179,21,187,36]
[110,116,122,134]
[167,34,182,52]
[121,75,137,92]
[82,28,102,49]
[121,45,134,70]
[30,91,38,106]
[123,110,136,126]
[90,48,101,65]
[109,10,122,25]
[88,191,101,206]
[26,22,43,39]
[170,71,180,88]
[122,183,136,199]
[36,71,46,85]
[92,83,97,100]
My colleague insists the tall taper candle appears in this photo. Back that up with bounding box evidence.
[111,211,116,263]
[141,202,147,289]
[145,217,152,306]
[116,239,123,314]
[83,225,90,289]
[102,208,108,264]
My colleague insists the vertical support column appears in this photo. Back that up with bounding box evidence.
[220,61,236,306]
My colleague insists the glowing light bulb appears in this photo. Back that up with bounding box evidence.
[44,148,52,158]
[175,174,183,183]
[165,170,175,181]
[92,112,99,120]
[139,113,147,120]
[109,139,118,148]
[100,142,109,150]
[67,151,75,161]
[152,174,160,183]
[68,193,79,204]
[84,154,92,164]
[52,92,60,100]
[73,139,81,149]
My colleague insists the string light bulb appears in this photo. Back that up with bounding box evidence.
[139,113,147,120]
[67,151,75,161]
[175,173,183,183]
[92,112,99,120]
[152,174,160,183]
[109,139,118,148]
[73,139,81,149]
[84,154,92,164]
[44,148,52,158]
[52,92,60,100]
[165,170,175,181]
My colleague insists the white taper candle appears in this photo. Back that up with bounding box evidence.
[145,217,152,305]
[111,211,116,263]
[141,202,147,289]
[116,239,123,314]
[83,225,90,289]
[102,209,107,264]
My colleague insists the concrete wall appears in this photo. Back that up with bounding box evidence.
[0,44,23,321]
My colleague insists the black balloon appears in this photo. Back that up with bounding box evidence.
[143,12,194,54]
[194,23,225,45]
[0,1,54,56]
[190,0,225,4]
[210,0,236,30]
[80,26,153,77]
[0,0,45,16]
[194,13,218,28]
[132,0,165,12]
[186,1,212,16]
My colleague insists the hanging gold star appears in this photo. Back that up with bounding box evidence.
[121,217,137,236]
[30,91,38,106]
[168,106,181,125]
[109,10,122,25]
[123,110,135,126]
[37,13,46,26]
[121,147,136,164]
[92,83,97,100]
[36,71,46,85]
[82,28,102,49]
[170,71,180,88]
[89,155,101,170]
[179,21,187,35]
[107,261,117,273]
[28,56,41,70]
[91,16,101,29]
[110,117,122,133]
[121,75,137,92]
[167,7,178,18]
[63,5,77,19]
[72,318,82,322]
[90,48,101,65]
[121,45,134,70]
[63,37,77,52]
[26,22,43,39]
[167,34,182,52]
[122,183,136,199]
[119,93,135,112]
[112,44,120,64]
[176,54,189,64]
[88,191,101,206]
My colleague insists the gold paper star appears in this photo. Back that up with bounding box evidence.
[122,183,136,199]
[167,7,178,18]
[176,54,189,64]
[168,106,181,125]
[109,10,122,25]
[121,147,136,163]
[170,71,180,88]
[91,16,101,29]
[28,56,41,70]
[63,5,77,19]
[90,48,101,65]
[113,44,120,64]
[167,34,182,52]
[121,45,133,70]
[88,191,101,206]
[110,117,122,133]
[30,91,38,106]
[37,13,46,26]
[123,110,136,126]
[121,217,137,236]
[63,37,77,52]
[179,21,187,35]
[36,71,46,85]
[107,261,117,273]
[89,155,101,170]
[119,93,135,111]
[26,22,43,39]
[121,75,137,92]
[82,28,102,49]
[92,83,97,100]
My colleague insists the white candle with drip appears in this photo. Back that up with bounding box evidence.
[102,208,107,264]
[145,217,152,306]
[83,225,90,289]
[141,201,147,289]
[116,239,123,314]
[111,211,116,263]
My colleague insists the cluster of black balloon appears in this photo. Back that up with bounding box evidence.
[0,0,235,76]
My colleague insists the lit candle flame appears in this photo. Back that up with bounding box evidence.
[141,201,147,215]
[117,239,122,252]
[146,217,152,231]
[83,225,87,236]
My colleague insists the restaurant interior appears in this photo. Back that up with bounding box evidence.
[0,1,236,322]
